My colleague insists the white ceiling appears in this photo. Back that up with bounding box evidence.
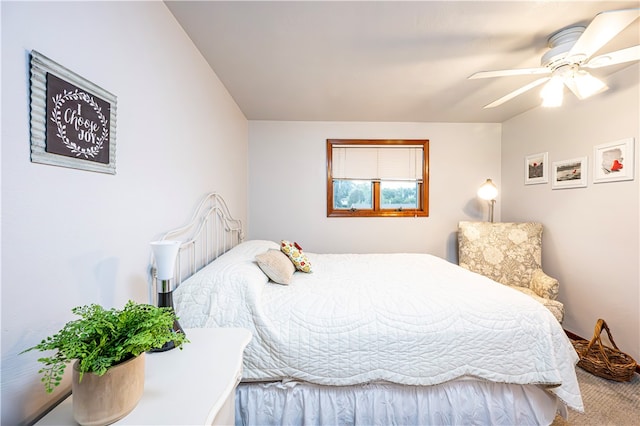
[165,1,640,123]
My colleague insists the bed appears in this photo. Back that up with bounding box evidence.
[154,193,584,425]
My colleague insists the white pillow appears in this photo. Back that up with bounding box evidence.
[255,249,296,285]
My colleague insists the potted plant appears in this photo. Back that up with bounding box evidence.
[23,300,187,425]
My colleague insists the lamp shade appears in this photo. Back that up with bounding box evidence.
[150,240,181,280]
[477,179,498,201]
[568,70,608,100]
[540,76,564,107]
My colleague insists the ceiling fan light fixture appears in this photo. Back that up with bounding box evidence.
[541,76,564,107]
[570,70,608,100]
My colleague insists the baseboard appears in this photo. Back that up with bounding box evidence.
[563,328,640,375]
[563,329,583,342]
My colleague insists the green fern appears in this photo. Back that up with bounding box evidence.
[23,301,188,393]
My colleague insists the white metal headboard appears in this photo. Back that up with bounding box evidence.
[151,193,244,290]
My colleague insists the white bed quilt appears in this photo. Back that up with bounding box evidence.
[174,240,583,411]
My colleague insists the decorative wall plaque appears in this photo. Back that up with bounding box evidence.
[30,50,117,174]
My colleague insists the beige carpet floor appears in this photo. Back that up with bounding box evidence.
[551,367,639,426]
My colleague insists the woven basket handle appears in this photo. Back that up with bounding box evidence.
[584,319,620,371]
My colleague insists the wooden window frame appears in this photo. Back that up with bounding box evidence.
[327,139,429,217]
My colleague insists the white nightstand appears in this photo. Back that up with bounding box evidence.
[36,327,251,426]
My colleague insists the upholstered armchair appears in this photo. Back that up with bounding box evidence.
[457,221,564,323]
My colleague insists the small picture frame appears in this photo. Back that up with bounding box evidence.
[524,152,548,185]
[552,157,588,189]
[593,138,635,184]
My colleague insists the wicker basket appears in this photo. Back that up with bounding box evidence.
[572,319,637,382]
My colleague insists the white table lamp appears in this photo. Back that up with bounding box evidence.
[150,240,184,351]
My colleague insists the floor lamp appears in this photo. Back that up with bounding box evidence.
[477,178,498,222]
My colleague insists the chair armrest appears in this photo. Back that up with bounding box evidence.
[530,269,559,300]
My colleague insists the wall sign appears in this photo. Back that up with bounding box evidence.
[30,50,117,174]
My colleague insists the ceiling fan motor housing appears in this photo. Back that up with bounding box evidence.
[541,26,587,69]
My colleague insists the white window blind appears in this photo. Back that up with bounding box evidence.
[332,146,423,181]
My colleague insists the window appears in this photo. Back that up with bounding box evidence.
[327,139,429,217]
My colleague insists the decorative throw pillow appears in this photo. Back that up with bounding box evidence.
[280,240,312,273]
[255,249,296,285]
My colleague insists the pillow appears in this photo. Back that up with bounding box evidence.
[255,249,296,285]
[280,240,312,273]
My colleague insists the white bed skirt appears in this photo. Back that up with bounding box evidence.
[235,379,565,426]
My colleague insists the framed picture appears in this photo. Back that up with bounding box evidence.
[524,152,548,185]
[552,157,588,189]
[593,138,635,183]
[30,50,117,174]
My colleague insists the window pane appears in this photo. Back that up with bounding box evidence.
[333,180,372,210]
[380,181,418,209]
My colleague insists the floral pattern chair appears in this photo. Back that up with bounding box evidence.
[457,221,564,323]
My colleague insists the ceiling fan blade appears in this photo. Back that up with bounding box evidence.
[568,8,640,60]
[468,68,549,79]
[483,77,549,108]
[583,45,640,68]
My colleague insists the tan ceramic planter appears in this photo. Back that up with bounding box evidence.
[72,353,145,426]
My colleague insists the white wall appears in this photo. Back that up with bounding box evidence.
[248,121,501,261]
[1,2,247,424]
[501,63,640,362]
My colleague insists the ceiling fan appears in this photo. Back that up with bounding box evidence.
[469,8,640,108]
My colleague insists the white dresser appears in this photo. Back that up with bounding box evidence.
[36,328,252,425]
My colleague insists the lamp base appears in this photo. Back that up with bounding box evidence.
[150,291,185,353]
[489,199,495,223]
